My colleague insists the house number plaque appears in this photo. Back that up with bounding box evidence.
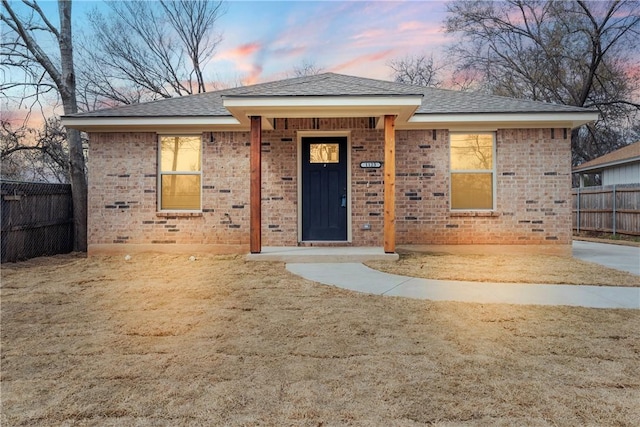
[360,161,383,169]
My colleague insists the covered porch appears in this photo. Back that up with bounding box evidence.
[223,94,424,255]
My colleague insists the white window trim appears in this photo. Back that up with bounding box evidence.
[157,134,203,212]
[449,131,497,211]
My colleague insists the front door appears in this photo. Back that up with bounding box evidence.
[301,137,348,241]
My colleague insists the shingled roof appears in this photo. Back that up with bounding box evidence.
[65,72,594,119]
[573,141,640,173]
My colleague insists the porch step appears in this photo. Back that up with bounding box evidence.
[245,246,399,263]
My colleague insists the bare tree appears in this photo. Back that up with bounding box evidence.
[1,117,70,183]
[77,0,225,107]
[2,0,88,251]
[388,54,444,87]
[0,120,29,181]
[445,0,640,165]
[291,59,324,77]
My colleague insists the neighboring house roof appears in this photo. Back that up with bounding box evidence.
[573,141,640,173]
[62,72,598,132]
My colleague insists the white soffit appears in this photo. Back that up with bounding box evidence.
[60,116,241,132]
[405,112,600,130]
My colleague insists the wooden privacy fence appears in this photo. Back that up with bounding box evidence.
[572,184,640,236]
[1,181,74,262]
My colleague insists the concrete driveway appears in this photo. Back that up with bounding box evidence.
[572,240,640,275]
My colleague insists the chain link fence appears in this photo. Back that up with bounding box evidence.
[1,180,74,263]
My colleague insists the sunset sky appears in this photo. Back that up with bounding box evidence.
[3,0,454,124]
[211,0,452,84]
[22,0,453,85]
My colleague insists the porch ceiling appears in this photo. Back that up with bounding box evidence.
[222,95,424,130]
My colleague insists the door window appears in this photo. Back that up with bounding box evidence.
[310,143,339,163]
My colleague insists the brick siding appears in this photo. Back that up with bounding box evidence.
[395,128,572,245]
[88,123,571,252]
[88,131,251,248]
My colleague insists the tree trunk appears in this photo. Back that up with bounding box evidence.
[2,0,88,251]
[59,0,87,252]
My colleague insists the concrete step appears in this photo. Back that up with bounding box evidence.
[245,246,399,263]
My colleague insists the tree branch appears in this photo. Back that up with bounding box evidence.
[22,0,60,38]
[1,0,62,89]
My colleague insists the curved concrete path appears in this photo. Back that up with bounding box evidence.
[286,263,640,309]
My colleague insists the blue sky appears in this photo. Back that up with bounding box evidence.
[26,0,452,85]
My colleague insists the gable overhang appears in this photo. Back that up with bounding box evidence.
[222,95,424,130]
[402,111,599,131]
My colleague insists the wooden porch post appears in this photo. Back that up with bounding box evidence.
[250,116,262,253]
[384,115,396,253]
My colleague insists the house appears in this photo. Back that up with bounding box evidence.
[573,141,640,187]
[61,73,598,256]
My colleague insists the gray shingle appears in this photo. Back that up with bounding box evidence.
[66,72,594,118]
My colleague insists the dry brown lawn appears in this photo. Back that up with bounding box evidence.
[367,251,640,286]
[1,253,639,426]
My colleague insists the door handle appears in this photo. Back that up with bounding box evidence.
[341,193,346,208]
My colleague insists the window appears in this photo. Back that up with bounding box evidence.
[310,143,339,163]
[159,136,202,210]
[450,132,495,210]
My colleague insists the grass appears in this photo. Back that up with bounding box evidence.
[574,231,640,245]
[367,251,640,286]
[1,253,639,426]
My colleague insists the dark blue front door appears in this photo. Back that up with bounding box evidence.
[301,137,348,241]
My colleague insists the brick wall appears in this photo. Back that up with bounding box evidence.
[260,126,298,245]
[395,128,572,245]
[88,124,571,252]
[88,131,251,249]
[350,126,384,246]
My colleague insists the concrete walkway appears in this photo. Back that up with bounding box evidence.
[572,240,640,275]
[286,262,640,309]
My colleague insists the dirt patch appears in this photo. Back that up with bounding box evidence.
[2,253,639,426]
[367,252,640,286]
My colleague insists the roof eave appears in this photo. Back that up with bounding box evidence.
[61,106,599,133]
[402,111,599,130]
[60,116,242,132]
[573,156,640,173]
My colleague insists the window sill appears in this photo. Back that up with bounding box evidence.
[156,212,203,218]
[449,211,501,217]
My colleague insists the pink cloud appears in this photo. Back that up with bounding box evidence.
[218,42,262,61]
[398,21,427,32]
[242,64,264,86]
[352,29,387,40]
[330,49,396,74]
[346,20,450,54]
